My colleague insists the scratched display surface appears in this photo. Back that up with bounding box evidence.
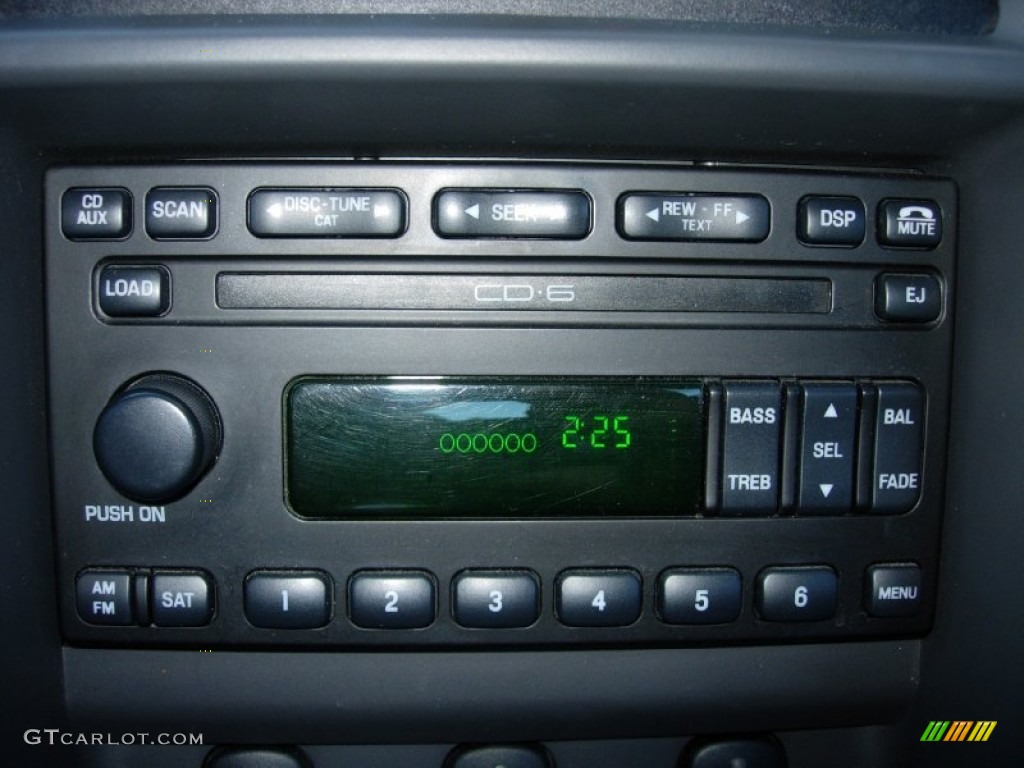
[285,378,703,518]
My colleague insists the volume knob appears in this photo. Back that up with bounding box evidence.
[93,373,222,503]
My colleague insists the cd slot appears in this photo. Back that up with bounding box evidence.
[216,273,832,314]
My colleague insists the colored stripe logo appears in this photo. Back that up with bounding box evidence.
[921,721,996,742]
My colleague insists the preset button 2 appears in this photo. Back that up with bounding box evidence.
[349,571,436,629]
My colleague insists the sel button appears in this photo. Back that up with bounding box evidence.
[798,383,857,513]
[97,266,170,318]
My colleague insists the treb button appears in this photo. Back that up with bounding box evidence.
[146,187,217,239]
[720,381,782,515]
[618,193,770,242]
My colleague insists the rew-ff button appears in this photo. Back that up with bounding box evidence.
[97,266,170,318]
[618,193,770,242]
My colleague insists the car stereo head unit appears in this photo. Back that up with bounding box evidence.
[45,162,953,650]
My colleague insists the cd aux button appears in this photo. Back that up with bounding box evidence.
[61,187,132,240]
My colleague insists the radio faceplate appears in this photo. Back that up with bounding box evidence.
[45,163,954,649]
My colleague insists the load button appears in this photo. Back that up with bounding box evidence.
[97,266,170,318]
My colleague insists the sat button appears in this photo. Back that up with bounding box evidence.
[146,187,217,239]
[97,266,170,318]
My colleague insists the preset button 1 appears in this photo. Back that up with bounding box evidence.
[244,571,331,629]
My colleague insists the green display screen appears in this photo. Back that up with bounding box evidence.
[285,378,704,518]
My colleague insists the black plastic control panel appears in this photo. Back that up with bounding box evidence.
[45,163,953,649]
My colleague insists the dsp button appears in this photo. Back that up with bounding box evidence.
[757,566,837,622]
[797,196,865,246]
[151,571,213,626]
[435,189,590,239]
[76,569,133,626]
[720,381,782,515]
[145,187,217,239]
[97,266,170,318]
[61,188,131,240]
[866,382,925,513]
[797,383,857,514]
[248,188,406,238]
[878,199,942,248]
[618,193,769,242]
